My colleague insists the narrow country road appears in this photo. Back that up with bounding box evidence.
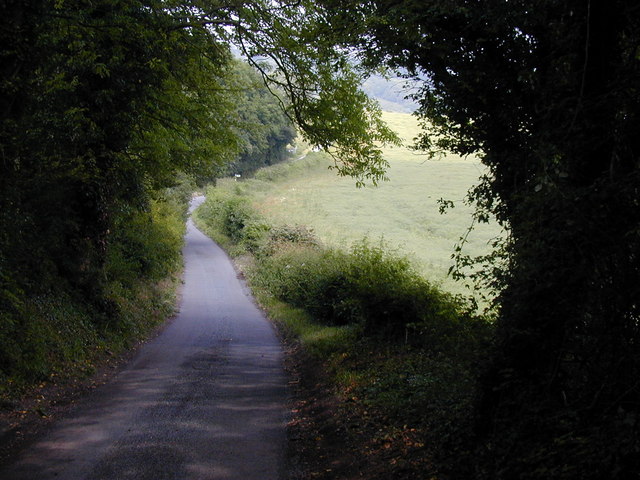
[0,196,288,480]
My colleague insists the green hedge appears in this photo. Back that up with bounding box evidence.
[0,177,193,398]
[195,184,489,350]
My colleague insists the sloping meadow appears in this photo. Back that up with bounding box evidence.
[194,175,493,477]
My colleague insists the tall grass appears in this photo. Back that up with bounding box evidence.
[194,118,497,477]
[217,112,502,301]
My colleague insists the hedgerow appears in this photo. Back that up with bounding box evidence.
[195,184,490,349]
[0,178,193,398]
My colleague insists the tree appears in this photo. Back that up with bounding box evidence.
[0,0,234,298]
[318,0,640,478]
[206,1,401,185]
[0,0,396,294]
[224,61,296,178]
[0,0,399,383]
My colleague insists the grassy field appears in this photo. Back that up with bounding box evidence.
[195,111,497,480]
[222,111,502,298]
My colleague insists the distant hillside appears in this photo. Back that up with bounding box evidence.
[362,75,418,113]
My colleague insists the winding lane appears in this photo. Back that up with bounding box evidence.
[1,196,288,480]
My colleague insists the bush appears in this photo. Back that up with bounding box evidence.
[254,244,354,324]
[0,293,103,396]
[105,184,189,288]
[262,224,320,254]
[253,236,482,350]
[195,187,272,253]
[196,185,484,347]
[0,179,190,398]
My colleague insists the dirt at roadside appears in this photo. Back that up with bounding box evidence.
[0,318,173,469]
[283,343,434,480]
[1,313,431,480]
[284,345,363,479]
[0,357,117,467]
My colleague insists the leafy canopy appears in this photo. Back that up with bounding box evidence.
[317,0,640,478]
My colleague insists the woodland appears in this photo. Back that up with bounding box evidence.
[1,1,639,479]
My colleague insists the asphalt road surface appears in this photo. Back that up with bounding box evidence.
[1,196,288,480]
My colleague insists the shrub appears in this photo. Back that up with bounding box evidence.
[195,187,272,253]
[253,237,481,347]
[195,185,488,350]
[105,189,186,287]
[253,244,356,324]
[262,224,320,254]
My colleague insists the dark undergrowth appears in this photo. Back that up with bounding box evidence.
[0,177,194,401]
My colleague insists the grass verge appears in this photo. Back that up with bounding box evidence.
[194,182,493,479]
[0,178,195,466]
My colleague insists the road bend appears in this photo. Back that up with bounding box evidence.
[1,196,288,480]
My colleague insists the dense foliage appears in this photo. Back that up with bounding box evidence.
[319,0,640,478]
[226,62,297,177]
[0,0,396,394]
[1,0,234,300]
[0,0,227,392]
[0,179,193,395]
[195,179,493,479]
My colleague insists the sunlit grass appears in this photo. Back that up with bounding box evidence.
[253,293,359,357]
[226,112,501,299]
